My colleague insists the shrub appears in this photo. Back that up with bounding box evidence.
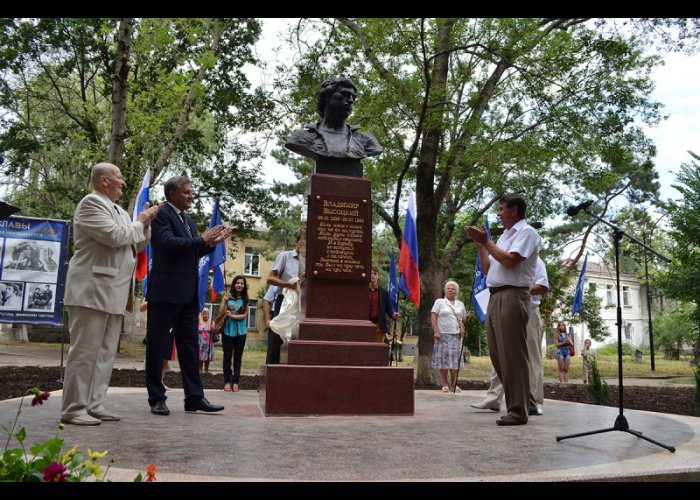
[596,342,636,357]
[586,358,612,405]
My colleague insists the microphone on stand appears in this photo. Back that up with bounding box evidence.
[566,200,593,217]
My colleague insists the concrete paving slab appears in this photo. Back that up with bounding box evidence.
[2,387,698,482]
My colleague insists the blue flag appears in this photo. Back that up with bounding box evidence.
[571,252,588,316]
[471,218,492,323]
[198,199,227,310]
[388,252,399,313]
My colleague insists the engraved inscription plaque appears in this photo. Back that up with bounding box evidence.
[308,194,370,280]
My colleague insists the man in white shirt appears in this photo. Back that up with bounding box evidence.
[466,193,541,426]
[470,257,549,414]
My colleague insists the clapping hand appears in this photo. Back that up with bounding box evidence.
[466,225,489,245]
[137,202,162,227]
[202,224,233,246]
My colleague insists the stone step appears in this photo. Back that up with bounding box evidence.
[259,364,414,416]
[287,340,389,366]
[297,317,377,342]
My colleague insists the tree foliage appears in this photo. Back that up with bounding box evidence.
[276,18,664,382]
[657,154,700,314]
[0,18,276,234]
[652,303,697,359]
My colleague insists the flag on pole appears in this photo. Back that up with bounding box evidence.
[133,168,150,281]
[571,252,588,316]
[471,217,492,323]
[198,199,227,310]
[399,189,420,308]
[388,251,399,313]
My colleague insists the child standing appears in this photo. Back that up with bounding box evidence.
[581,339,594,384]
[198,308,214,373]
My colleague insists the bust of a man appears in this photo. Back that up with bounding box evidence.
[285,77,383,177]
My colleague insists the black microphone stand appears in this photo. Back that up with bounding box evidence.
[556,208,675,452]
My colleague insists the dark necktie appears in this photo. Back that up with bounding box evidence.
[179,212,192,238]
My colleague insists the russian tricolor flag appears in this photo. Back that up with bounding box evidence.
[399,189,420,308]
[198,199,227,310]
[132,168,150,281]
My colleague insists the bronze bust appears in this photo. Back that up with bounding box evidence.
[285,77,383,177]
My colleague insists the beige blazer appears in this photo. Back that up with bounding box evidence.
[64,191,150,314]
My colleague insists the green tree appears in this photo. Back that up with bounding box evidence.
[277,18,663,383]
[0,18,275,233]
[652,303,697,360]
[571,287,609,342]
[657,154,700,359]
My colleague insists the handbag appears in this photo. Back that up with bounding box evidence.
[569,343,576,356]
[212,296,227,336]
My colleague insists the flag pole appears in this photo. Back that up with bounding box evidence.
[453,302,472,394]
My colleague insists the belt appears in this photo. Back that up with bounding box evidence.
[488,285,528,294]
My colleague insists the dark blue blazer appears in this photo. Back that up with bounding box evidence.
[146,203,214,304]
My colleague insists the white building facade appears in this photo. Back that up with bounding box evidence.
[568,261,656,352]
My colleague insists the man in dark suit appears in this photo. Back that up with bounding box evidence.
[145,175,233,416]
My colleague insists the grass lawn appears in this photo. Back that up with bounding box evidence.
[73,339,700,384]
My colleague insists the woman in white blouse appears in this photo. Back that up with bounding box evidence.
[431,280,470,393]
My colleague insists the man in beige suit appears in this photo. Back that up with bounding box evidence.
[60,163,160,425]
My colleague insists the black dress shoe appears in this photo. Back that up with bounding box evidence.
[184,397,224,413]
[150,400,170,416]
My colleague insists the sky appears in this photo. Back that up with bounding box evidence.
[644,51,700,201]
[252,19,699,204]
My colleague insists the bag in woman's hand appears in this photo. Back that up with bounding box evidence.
[211,332,220,344]
[212,314,225,335]
[569,343,576,356]
[212,296,227,336]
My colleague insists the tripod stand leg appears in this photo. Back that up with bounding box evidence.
[556,427,616,442]
[624,429,676,453]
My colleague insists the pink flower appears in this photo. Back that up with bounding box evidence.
[43,462,67,482]
[31,390,51,407]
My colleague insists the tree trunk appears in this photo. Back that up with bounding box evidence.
[414,19,454,385]
[108,18,134,167]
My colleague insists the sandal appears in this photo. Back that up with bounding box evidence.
[454,385,462,393]
[442,385,449,393]
[223,383,232,392]
[232,383,239,392]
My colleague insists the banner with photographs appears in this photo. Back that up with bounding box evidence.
[0,215,69,325]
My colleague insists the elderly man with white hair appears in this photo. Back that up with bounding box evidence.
[60,162,160,425]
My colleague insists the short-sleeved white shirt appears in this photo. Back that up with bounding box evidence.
[486,219,541,288]
[431,298,467,335]
[530,257,549,306]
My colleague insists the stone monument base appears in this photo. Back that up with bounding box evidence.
[259,364,414,416]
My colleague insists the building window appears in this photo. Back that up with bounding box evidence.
[588,282,597,293]
[247,300,258,330]
[244,246,260,276]
[606,285,614,306]
[623,286,630,307]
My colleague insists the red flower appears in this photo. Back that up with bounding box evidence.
[43,462,67,482]
[145,463,157,482]
[31,390,51,407]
